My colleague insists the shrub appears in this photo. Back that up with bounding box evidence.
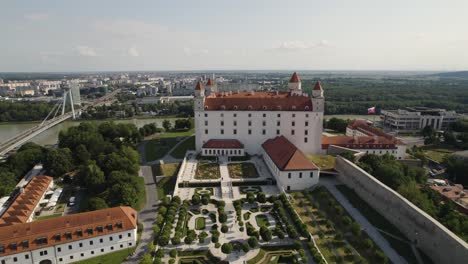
[241,243,250,252]
[215,242,221,248]
[247,192,256,204]
[219,212,227,223]
[363,238,374,250]
[169,259,175,264]
[293,240,302,250]
[248,236,258,248]
[169,249,177,258]
[260,226,272,241]
[350,222,361,236]
[192,194,201,205]
[221,243,233,254]
[342,216,352,226]
[257,192,266,203]
[221,224,229,233]
[155,249,164,258]
[153,257,162,264]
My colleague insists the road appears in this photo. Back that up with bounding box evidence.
[123,164,158,264]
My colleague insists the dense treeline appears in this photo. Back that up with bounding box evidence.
[0,122,144,210]
[301,78,468,114]
[0,101,55,122]
[81,100,194,120]
[58,121,142,210]
[356,154,468,242]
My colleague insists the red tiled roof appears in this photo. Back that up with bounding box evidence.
[262,136,318,171]
[0,207,137,257]
[347,120,394,140]
[195,81,203,90]
[202,139,244,149]
[313,81,323,90]
[206,78,213,86]
[204,91,312,111]
[321,135,401,150]
[0,176,53,227]
[289,72,300,83]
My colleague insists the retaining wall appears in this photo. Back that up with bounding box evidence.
[335,156,468,264]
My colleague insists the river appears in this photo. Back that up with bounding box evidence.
[0,114,373,146]
[0,118,180,146]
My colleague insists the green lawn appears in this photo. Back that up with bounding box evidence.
[156,175,177,200]
[72,247,135,264]
[144,137,178,161]
[135,177,146,211]
[255,214,270,227]
[170,135,195,159]
[306,154,336,171]
[152,163,180,177]
[35,213,62,221]
[195,217,206,230]
[419,144,460,162]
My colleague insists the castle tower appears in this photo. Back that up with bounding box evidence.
[194,81,205,111]
[311,81,324,112]
[205,78,217,95]
[288,72,302,96]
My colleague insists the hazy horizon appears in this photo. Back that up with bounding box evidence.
[2,0,468,72]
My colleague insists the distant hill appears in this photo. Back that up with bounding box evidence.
[432,71,468,80]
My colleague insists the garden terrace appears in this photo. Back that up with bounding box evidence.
[291,187,390,263]
[228,162,259,178]
[195,162,221,179]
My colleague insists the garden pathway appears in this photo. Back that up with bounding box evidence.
[320,177,407,264]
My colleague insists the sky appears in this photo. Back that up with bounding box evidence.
[1,0,468,72]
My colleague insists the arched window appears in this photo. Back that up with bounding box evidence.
[248,105,253,110]
[304,106,309,110]
[233,105,238,110]
[221,105,226,110]
[262,106,267,110]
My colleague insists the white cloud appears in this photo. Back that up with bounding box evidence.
[76,46,98,57]
[128,47,139,57]
[317,39,330,47]
[273,41,312,51]
[24,13,49,21]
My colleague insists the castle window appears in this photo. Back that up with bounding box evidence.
[248,113,252,117]
[22,240,28,248]
[117,222,123,229]
[106,224,113,231]
[205,120,208,126]
[204,113,208,117]
[305,106,309,110]
[305,121,309,126]
[262,121,266,126]
[10,242,17,251]
[0,245,4,253]
[233,129,237,135]
[221,113,224,117]
[97,226,103,233]
[310,172,314,178]
[54,233,61,241]
[299,172,302,178]
[248,105,253,110]
[248,129,252,135]
[305,130,308,135]
[291,130,295,135]
[204,106,208,110]
[248,121,252,126]
[234,106,238,110]
[221,129,224,135]
[65,232,72,240]
[292,121,295,126]
[263,106,267,110]
[277,113,281,117]
[304,138,308,143]
[306,114,309,118]
[292,114,295,118]
[205,129,208,134]
[76,229,83,237]
[220,121,224,126]
[234,121,237,126]
[277,130,280,135]
[262,129,266,135]
[277,121,280,126]
[233,113,237,117]
[288,173,291,179]
[221,105,226,110]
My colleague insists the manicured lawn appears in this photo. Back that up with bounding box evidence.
[72,247,135,264]
[135,177,146,211]
[255,214,270,227]
[239,186,262,194]
[35,213,62,221]
[145,137,178,161]
[152,163,180,177]
[156,175,177,200]
[170,135,195,159]
[228,163,259,178]
[195,217,206,230]
[195,162,220,179]
[306,154,336,171]
[420,144,458,162]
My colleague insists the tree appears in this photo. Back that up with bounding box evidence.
[86,197,108,211]
[43,148,74,177]
[169,249,177,258]
[0,171,17,197]
[110,183,138,208]
[77,161,105,191]
[192,194,201,205]
[340,152,356,162]
[248,236,258,248]
[257,192,266,203]
[221,224,229,233]
[139,254,152,264]
[163,119,172,131]
[247,192,256,204]
[260,226,272,241]
[221,243,233,254]
[74,144,90,165]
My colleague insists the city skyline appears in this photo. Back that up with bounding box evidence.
[1,0,468,72]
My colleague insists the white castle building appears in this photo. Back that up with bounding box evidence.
[194,72,323,191]
[194,72,324,155]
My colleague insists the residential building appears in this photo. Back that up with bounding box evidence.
[0,207,137,264]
